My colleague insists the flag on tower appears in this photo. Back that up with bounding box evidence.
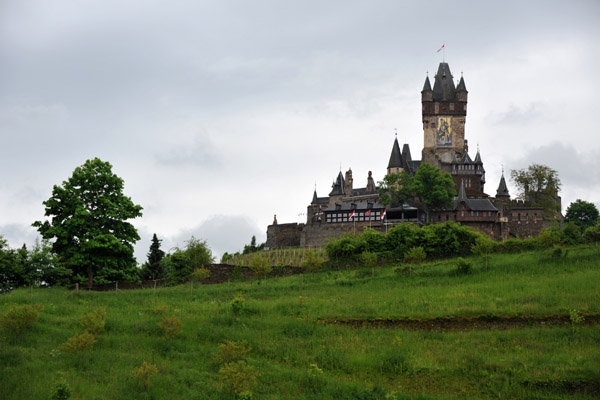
[349,210,356,219]
[365,210,371,217]
[437,43,445,53]
[380,209,387,220]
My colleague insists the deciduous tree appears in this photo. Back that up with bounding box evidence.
[33,158,143,288]
[511,164,561,216]
[412,163,456,222]
[565,199,599,232]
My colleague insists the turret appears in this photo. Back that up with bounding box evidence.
[344,169,353,196]
[387,137,405,175]
[421,76,433,102]
[456,75,468,102]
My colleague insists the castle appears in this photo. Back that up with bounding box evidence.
[266,62,549,249]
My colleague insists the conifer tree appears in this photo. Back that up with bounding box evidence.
[140,234,166,280]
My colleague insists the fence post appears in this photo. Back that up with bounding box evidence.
[116,281,118,292]
[76,282,79,295]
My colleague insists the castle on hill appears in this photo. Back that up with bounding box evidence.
[266,62,550,249]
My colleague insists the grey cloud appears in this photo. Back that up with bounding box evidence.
[155,133,221,168]
[492,102,545,126]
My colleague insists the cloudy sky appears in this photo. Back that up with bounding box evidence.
[1,0,599,261]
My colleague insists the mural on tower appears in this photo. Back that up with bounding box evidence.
[436,116,452,146]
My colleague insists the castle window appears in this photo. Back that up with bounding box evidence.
[470,211,474,216]
[461,211,464,217]
[435,103,439,114]
[438,215,441,221]
[450,103,455,111]
[488,212,491,216]
[518,213,521,221]
[476,211,479,216]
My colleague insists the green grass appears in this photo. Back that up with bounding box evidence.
[1,244,599,399]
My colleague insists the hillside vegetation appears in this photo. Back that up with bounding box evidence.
[1,244,599,399]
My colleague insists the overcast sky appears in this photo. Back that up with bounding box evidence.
[1,0,599,261]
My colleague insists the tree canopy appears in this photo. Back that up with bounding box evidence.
[565,199,599,232]
[139,233,166,280]
[510,164,561,216]
[379,164,455,222]
[33,158,143,287]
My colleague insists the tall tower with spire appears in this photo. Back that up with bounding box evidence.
[421,62,468,170]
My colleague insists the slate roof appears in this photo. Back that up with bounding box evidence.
[456,76,467,92]
[432,62,456,101]
[387,137,404,169]
[454,180,498,212]
[422,76,432,92]
[311,190,330,205]
[473,150,482,164]
[496,174,510,197]
[329,171,345,196]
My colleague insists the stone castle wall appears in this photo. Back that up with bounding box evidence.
[265,223,304,249]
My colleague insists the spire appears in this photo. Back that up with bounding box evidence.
[387,137,404,170]
[462,152,473,164]
[422,76,432,92]
[329,171,345,196]
[496,173,510,197]
[474,150,483,164]
[432,62,456,101]
[456,75,467,92]
[311,189,318,204]
[457,179,468,202]
[402,143,412,163]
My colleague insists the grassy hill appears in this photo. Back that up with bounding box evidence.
[1,245,599,399]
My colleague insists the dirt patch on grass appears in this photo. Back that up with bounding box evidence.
[524,378,600,396]
[317,313,600,330]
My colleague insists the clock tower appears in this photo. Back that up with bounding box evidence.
[421,62,468,172]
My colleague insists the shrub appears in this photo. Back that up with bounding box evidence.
[301,250,324,272]
[249,254,272,279]
[360,252,378,269]
[231,294,246,315]
[404,247,426,264]
[583,223,600,243]
[217,360,259,395]
[157,314,182,340]
[471,236,494,269]
[550,246,568,259]
[212,340,252,366]
[131,360,159,391]
[1,304,41,340]
[538,227,562,248]
[455,258,472,275]
[79,309,106,335]
[569,309,584,333]
[561,222,583,245]
[50,378,72,400]
[61,331,96,352]
[192,267,211,281]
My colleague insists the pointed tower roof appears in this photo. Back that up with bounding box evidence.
[329,171,345,196]
[311,189,318,204]
[462,153,473,164]
[432,62,456,101]
[451,151,459,164]
[474,150,483,164]
[387,137,404,169]
[402,143,412,162]
[496,174,510,197]
[457,179,468,202]
[456,75,467,92]
[422,76,432,92]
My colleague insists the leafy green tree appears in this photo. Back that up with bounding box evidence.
[33,158,143,288]
[0,236,20,291]
[140,233,166,280]
[565,199,599,232]
[511,164,561,216]
[243,235,264,255]
[185,236,214,269]
[377,171,414,207]
[412,163,456,222]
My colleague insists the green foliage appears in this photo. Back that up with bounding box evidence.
[403,247,426,264]
[0,304,41,340]
[249,254,272,278]
[511,163,561,217]
[583,223,600,243]
[472,236,494,269]
[139,233,166,280]
[32,158,143,287]
[212,340,252,366]
[360,252,378,269]
[192,267,211,281]
[549,246,568,259]
[79,309,106,335]
[217,360,259,395]
[301,250,324,272]
[377,171,413,207]
[61,331,96,352]
[538,227,562,248]
[243,235,265,255]
[561,222,582,245]
[131,360,159,391]
[412,163,456,222]
[565,199,599,232]
[163,236,213,283]
[230,294,246,315]
[455,257,472,274]
[569,309,584,333]
[50,378,72,400]
[157,314,182,340]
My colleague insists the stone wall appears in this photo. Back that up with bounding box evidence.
[265,223,304,249]
[300,221,385,248]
